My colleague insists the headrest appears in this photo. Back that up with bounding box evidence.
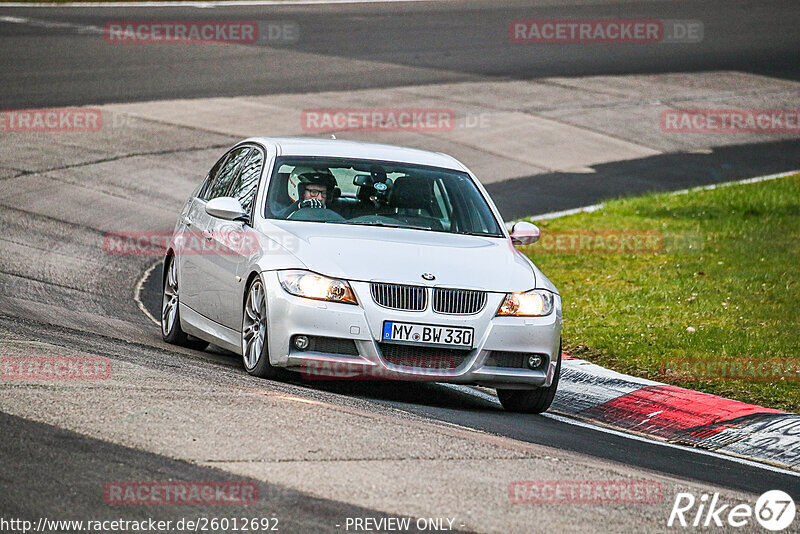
[389,176,430,210]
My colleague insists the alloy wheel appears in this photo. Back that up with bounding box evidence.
[161,259,179,336]
[242,279,267,370]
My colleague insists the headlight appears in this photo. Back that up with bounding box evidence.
[496,290,554,317]
[278,270,357,305]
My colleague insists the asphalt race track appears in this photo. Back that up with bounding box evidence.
[1,1,799,532]
[2,0,800,107]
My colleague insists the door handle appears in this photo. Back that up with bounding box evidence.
[182,216,193,226]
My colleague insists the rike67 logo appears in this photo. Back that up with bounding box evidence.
[668,490,796,531]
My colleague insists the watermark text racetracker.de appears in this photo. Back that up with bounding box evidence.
[102,230,299,256]
[0,108,146,133]
[661,109,800,133]
[514,230,704,255]
[104,20,299,45]
[0,356,112,381]
[104,481,258,506]
[510,19,703,43]
[661,359,800,382]
[0,108,102,132]
[300,108,491,133]
[300,356,459,381]
[509,479,663,504]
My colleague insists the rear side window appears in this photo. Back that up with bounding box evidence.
[199,154,227,199]
[230,149,264,215]
[202,147,251,201]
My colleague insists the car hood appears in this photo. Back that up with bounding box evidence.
[265,221,536,292]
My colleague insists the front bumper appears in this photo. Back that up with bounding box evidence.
[263,272,562,388]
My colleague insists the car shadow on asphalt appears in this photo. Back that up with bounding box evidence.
[287,377,502,412]
[179,338,500,411]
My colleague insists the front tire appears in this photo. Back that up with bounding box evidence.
[497,344,562,414]
[241,276,284,379]
[161,255,209,350]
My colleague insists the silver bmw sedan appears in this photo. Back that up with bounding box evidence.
[162,137,562,413]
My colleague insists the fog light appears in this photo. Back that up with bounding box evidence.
[294,335,310,350]
[527,355,543,369]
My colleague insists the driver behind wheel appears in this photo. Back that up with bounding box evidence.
[286,166,337,212]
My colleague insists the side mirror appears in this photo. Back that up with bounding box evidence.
[205,197,248,222]
[510,221,540,245]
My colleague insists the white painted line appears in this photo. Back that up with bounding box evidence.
[513,169,799,223]
[666,169,799,197]
[0,15,104,34]
[504,205,603,227]
[529,204,604,221]
[0,0,440,7]
[134,260,161,327]
[441,383,800,477]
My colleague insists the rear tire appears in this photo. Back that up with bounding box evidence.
[497,343,561,414]
[161,255,209,351]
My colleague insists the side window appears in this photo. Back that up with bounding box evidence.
[203,147,251,201]
[230,149,264,216]
[199,154,229,199]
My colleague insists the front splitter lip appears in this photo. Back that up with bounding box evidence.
[284,351,553,386]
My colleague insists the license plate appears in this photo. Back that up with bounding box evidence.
[382,321,473,349]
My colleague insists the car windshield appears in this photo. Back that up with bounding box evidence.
[264,157,504,236]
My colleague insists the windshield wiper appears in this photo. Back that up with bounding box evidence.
[345,221,433,231]
[453,230,503,237]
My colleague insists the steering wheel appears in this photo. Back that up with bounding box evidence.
[287,207,346,222]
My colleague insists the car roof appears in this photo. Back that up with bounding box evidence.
[243,137,467,172]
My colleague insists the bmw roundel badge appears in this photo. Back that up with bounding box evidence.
[421,273,435,281]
